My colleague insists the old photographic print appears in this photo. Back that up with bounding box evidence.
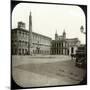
[11,0,87,89]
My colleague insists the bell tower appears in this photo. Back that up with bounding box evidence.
[55,30,58,40]
[63,30,66,39]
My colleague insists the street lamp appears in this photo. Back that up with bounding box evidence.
[80,25,86,34]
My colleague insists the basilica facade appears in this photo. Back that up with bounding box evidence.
[51,30,80,55]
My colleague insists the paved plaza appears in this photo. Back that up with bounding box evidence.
[12,55,86,87]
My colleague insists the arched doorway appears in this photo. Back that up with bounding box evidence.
[71,47,74,54]
[68,49,69,55]
[36,47,40,54]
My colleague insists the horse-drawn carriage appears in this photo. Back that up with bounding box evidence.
[75,45,86,68]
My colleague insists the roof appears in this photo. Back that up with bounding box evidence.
[52,39,66,42]
[12,28,52,40]
[32,32,52,40]
[12,28,28,33]
[66,38,80,42]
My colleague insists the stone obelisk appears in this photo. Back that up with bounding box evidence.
[28,11,32,55]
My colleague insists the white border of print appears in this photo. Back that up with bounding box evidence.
[0,0,89,90]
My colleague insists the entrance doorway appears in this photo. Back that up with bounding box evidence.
[68,49,69,55]
[36,47,40,54]
[71,47,74,54]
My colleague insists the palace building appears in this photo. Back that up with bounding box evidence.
[11,12,52,55]
[11,11,80,55]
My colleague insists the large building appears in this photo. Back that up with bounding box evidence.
[51,30,80,55]
[12,12,80,55]
[11,12,52,55]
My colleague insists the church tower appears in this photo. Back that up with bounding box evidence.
[63,30,66,39]
[28,11,32,55]
[55,30,58,40]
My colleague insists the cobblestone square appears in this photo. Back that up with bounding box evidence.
[12,55,86,87]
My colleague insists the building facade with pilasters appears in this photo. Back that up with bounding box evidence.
[51,31,80,55]
[51,40,69,55]
[11,12,52,55]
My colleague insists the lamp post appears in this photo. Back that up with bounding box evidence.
[80,25,86,35]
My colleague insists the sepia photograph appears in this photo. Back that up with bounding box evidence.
[11,0,87,89]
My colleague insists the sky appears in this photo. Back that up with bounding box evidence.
[12,3,86,44]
